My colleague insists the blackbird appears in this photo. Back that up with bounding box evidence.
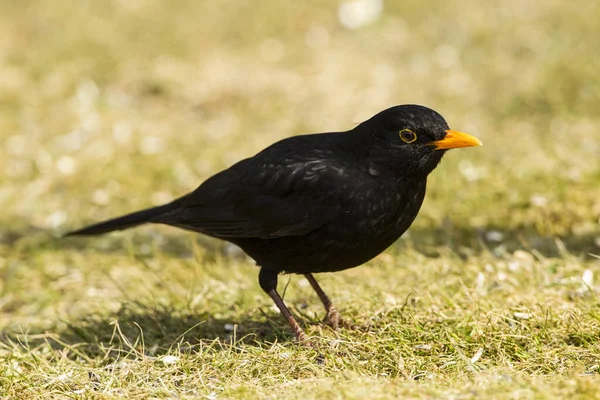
[67,104,481,342]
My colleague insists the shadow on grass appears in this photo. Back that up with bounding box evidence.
[3,226,244,264]
[400,224,599,259]
[0,303,304,361]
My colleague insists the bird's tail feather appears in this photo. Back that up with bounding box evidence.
[65,195,187,236]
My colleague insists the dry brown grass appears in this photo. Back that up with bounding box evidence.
[1,0,599,398]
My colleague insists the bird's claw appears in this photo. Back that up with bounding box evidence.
[324,306,349,330]
[295,331,313,346]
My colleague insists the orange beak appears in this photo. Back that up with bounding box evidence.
[431,130,482,150]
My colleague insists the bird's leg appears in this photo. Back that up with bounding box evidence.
[304,273,344,330]
[259,268,309,343]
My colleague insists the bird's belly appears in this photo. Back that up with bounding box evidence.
[234,182,426,274]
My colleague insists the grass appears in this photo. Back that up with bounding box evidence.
[1,0,600,398]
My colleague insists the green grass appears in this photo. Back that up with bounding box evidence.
[1,0,600,398]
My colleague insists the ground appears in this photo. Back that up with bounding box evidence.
[1,0,599,398]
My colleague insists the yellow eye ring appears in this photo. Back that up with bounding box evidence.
[399,129,417,143]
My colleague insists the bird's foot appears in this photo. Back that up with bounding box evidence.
[295,330,312,346]
[324,306,349,330]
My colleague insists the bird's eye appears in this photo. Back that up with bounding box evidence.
[399,129,417,143]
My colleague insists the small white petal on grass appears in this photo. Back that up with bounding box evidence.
[508,261,520,271]
[513,250,535,268]
[338,0,383,30]
[297,278,310,288]
[56,373,70,382]
[160,355,180,365]
[581,269,593,290]
[530,194,548,207]
[10,361,22,373]
[384,293,397,306]
[513,312,532,320]
[414,344,432,350]
[57,156,76,175]
[45,211,67,229]
[485,230,504,242]
[440,361,457,369]
[475,272,486,293]
[470,348,484,364]
[76,80,100,108]
[140,136,164,155]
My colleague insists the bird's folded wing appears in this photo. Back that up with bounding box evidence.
[159,160,349,239]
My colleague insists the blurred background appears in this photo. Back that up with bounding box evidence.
[1,0,598,253]
[1,2,600,394]
[1,1,600,299]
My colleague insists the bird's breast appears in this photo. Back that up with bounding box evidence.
[234,178,428,274]
[342,178,426,240]
[290,178,427,272]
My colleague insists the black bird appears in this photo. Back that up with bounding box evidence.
[67,105,481,342]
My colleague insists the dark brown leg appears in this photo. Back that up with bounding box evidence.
[304,273,343,330]
[265,288,309,343]
[259,268,309,343]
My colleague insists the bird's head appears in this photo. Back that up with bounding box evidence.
[359,104,482,178]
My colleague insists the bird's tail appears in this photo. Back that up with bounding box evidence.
[65,195,188,236]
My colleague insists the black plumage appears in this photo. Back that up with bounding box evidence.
[67,104,481,342]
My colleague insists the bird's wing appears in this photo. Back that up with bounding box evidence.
[160,159,352,239]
